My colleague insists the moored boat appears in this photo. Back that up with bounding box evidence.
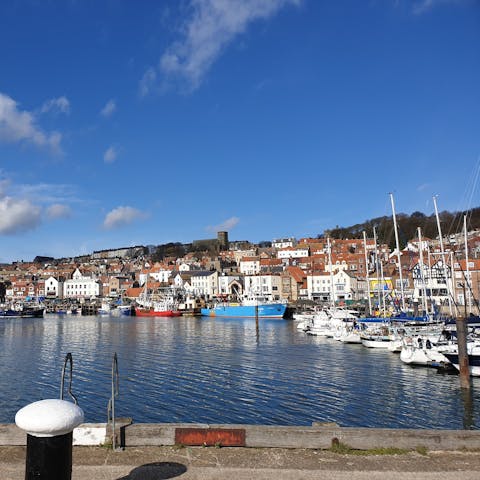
[135,299,181,317]
[0,307,44,318]
[201,295,287,319]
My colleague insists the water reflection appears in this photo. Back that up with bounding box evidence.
[0,314,478,429]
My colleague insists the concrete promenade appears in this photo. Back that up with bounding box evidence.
[2,445,480,479]
[2,422,480,479]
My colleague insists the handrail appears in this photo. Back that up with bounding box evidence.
[60,352,78,405]
[107,352,120,449]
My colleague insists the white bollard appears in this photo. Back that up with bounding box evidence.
[15,399,84,480]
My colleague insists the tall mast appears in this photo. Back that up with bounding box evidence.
[380,259,387,316]
[373,226,382,315]
[450,251,459,316]
[433,195,453,316]
[417,227,428,316]
[427,249,435,315]
[389,193,405,311]
[464,214,472,312]
[327,237,335,308]
[363,231,372,316]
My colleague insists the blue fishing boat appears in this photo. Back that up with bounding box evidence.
[201,295,287,319]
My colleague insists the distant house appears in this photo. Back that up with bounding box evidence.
[272,237,296,249]
[307,270,363,302]
[277,246,310,260]
[239,257,260,275]
[45,276,63,299]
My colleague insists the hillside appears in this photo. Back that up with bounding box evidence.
[324,207,480,250]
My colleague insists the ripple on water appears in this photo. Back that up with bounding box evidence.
[0,315,479,428]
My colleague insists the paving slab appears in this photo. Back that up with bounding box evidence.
[1,446,480,479]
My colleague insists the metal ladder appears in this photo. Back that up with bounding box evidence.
[107,352,120,450]
[60,352,121,450]
[60,352,78,404]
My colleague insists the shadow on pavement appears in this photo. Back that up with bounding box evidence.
[117,461,187,479]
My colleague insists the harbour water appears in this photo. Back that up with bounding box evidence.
[0,314,478,429]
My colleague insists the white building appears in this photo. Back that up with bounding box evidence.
[307,270,363,302]
[244,274,282,300]
[277,247,309,260]
[272,237,296,249]
[190,271,218,299]
[139,266,173,286]
[218,274,243,298]
[240,257,260,275]
[45,276,63,298]
[411,260,454,311]
[63,268,100,299]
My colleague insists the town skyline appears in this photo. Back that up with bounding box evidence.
[1,1,479,264]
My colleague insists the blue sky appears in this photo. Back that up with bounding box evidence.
[0,0,479,262]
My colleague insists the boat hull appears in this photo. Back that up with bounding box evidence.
[443,353,480,377]
[135,307,181,317]
[201,303,286,319]
[0,308,44,318]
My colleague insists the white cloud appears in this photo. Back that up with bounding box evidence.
[40,96,70,115]
[143,0,301,93]
[100,99,117,117]
[207,216,240,232]
[46,204,72,219]
[0,196,42,235]
[104,146,117,163]
[103,206,147,230]
[0,92,62,152]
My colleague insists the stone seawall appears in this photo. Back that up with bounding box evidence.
[1,421,480,451]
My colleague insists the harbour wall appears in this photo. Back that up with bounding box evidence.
[1,421,480,451]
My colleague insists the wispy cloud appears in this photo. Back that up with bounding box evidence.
[103,206,148,230]
[104,146,118,163]
[206,216,240,232]
[14,182,79,205]
[416,183,430,192]
[139,68,158,97]
[0,92,62,153]
[412,0,465,15]
[40,96,71,115]
[46,204,72,220]
[141,0,301,94]
[100,99,117,117]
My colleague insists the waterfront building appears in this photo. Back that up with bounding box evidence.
[189,270,219,299]
[411,259,453,311]
[45,276,64,299]
[244,274,282,300]
[307,269,364,302]
[218,274,243,298]
[280,266,306,301]
[63,268,100,299]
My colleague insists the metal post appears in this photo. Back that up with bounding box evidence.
[455,316,471,390]
[15,399,84,480]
